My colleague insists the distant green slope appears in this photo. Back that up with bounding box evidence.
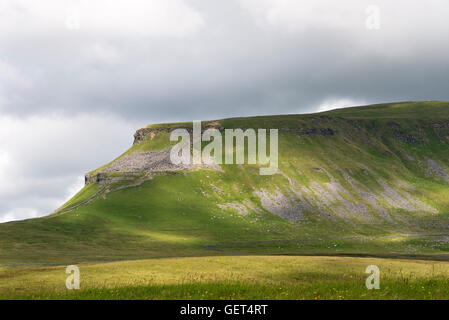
[2,101,449,265]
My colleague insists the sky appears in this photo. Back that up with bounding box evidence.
[0,0,449,222]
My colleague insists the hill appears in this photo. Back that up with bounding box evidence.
[2,101,449,265]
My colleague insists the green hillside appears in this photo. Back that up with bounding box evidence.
[2,101,449,265]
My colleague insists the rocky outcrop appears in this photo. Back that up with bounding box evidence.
[133,128,174,145]
[87,123,228,186]
[85,172,143,185]
[133,123,225,145]
[281,127,336,136]
[395,134,424,143]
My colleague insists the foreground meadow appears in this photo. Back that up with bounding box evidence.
[2,255,449,300]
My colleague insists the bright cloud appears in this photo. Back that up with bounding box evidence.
[0,208,40,223]
[0,0,204,37]
[238,0,449,55]
[317,98,366,112]
[0,113,143,222]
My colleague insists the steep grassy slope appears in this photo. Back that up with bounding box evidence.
[2,101,449,265]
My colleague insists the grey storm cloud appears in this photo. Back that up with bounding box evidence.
[0,0,449,222]
[1,0,448,121]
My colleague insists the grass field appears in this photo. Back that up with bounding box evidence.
[2,255,449,300]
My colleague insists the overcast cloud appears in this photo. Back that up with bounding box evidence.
[0,0,449,222]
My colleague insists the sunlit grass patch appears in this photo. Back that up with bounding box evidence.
[2,255,449,300]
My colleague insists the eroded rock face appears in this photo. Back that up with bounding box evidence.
[85,148,222,185]
[86,148,192,185]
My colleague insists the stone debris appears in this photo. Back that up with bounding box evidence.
[102,148,192,173]
[376,178,437,213]
[426,158,449,182]
[258,163,438,224]
[254,188,306,222]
